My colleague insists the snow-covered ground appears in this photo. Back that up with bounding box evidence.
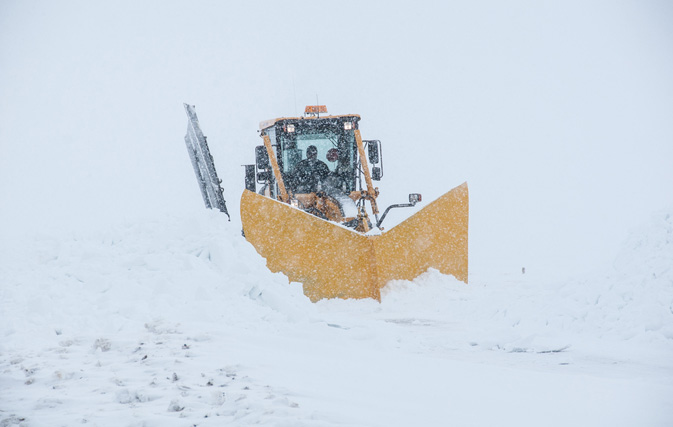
[1,208,671,426]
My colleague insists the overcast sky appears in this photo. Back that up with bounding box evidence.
[1,1,671,278]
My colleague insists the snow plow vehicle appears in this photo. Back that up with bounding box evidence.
[184,104,468,302]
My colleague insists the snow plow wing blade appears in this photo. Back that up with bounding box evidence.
[240,183,468,302]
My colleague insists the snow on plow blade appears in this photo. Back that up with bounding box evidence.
[240,183,468,302]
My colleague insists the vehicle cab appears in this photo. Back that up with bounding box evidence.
[252,106,363,198]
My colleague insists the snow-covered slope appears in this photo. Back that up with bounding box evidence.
[1,209,671,426]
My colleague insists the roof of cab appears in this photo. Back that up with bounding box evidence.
[259,114,361,131]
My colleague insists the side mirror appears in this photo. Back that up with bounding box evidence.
[368,141,380,164]
[255,145,270,170]
[372,167,382,181]
[408,193,422,205]
[244,165,256,191]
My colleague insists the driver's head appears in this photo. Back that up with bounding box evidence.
[306,145,318,161]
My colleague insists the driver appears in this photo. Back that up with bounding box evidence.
[293,145,330,193]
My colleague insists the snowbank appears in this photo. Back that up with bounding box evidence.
[1,209,672,426]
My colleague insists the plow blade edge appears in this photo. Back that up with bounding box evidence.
[240,182,468,302]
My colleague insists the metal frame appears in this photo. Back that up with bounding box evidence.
[183,103,230,220]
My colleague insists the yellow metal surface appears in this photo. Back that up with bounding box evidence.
[354,129,379,215]
[372,182,469,285]
[241,189,380,301]
[240,182,469,302]
[294,193,347,223]
[262,134,290,203]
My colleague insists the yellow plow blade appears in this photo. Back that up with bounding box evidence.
[240,182,468,302]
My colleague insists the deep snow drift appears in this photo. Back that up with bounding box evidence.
[1,208,672,426]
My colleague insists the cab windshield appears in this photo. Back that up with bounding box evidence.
[282,133,334,171]
[279,123,356,192]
